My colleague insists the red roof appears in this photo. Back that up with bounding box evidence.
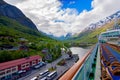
[0,55,41,70]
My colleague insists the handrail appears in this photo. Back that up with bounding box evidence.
[59,46,95,80]
[72,44,98,80]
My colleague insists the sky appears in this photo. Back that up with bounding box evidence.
[59,0,92,13]
[4,0,120,37]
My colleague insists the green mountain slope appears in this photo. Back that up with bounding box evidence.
[0,0,37,30]
[73,19,120,46]
[0,16,63,63]
[0,16,50,41]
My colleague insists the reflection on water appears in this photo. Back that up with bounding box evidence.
[70,47,90,59]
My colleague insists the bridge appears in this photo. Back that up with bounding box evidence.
[59,29,120,80]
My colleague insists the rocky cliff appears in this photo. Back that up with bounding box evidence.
[0,0,37,30]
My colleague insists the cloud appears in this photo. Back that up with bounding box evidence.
[69,1,75,5]
[4,0,26,4]
[4,0,120,37]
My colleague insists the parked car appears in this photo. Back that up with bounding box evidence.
[33,64,41,69]
[33,62,46,69]
[30,77,37,80]
[38,62,46,67]
[65,56,71,60]
[47,71,57,80]
[40,77,47,80]
[39,70,49,78]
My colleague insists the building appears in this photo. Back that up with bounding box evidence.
[41,49,52,61]
[99,29,120,43]
[0,55,41,80]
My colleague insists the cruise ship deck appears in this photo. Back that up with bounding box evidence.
[59,29,120,80]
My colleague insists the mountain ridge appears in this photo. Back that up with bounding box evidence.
[0,0,37,30]
[79,11,120,34]
[68,11,120,45]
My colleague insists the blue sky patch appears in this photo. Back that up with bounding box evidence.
[54,19,65,23]
[59,0,93,13]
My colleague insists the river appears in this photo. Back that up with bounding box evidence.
[70,47,90,60]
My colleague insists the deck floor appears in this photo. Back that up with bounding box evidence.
[95,45,101,80]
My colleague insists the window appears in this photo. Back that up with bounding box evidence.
[21,63,30,69]
[26,63,30,67]
[32,61,36,66]
[38,59,41,62]
[12,67,17,71]
[21,64,26,69]
[0,70,5,76]
[6,69,11,73]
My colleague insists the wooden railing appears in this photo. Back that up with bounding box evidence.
[59,44,98,80]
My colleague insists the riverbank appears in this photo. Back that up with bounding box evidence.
[70,47,90,59]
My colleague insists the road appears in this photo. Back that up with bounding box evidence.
[18,53,77,80]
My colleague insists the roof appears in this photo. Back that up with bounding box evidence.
[0,55,41,70]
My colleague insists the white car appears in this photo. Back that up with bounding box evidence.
[39,70,49,78]
[40,77,47,80]
[30,77,37,80]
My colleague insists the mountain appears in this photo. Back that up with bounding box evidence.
[0,1,68,63]
[0,0,56,45]
[56,11,120,40]
[0,16,64,63]
[72,11,120,45]
[81,11,120,33]
[46,33,72,40]
[0,16,53,42]
[0,0,37,30]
